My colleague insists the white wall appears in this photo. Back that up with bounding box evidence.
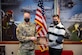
[0,44,82,55]
[0,44,19,55]
[63,44,82,55]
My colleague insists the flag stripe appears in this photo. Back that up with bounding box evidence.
[35,19,43,27]
[37,7,42,12]
[36,13,42,19]
[40,30,44,37]
[35,18,47,33]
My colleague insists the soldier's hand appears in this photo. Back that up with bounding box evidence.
[30,37,37,41]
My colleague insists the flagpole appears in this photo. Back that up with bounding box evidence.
[54,0,59,15]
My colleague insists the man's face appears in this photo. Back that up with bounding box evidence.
[24,12,31,19]
[53,16,59,21]
[24,12,31,22]
[53,16,60,25]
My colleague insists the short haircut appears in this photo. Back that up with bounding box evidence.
[52,15,59,18]
[23,10,30,14]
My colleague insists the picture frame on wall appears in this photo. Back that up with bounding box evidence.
[0,0,82,41]
[59,0,82,41]
[1,0,54,41]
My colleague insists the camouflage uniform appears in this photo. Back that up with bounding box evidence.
[16,22,36,55]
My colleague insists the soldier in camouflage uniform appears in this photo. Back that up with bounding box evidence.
[16,11,37,55]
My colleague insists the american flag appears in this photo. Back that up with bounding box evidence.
[35,0,47,37]
[35,0,48,52]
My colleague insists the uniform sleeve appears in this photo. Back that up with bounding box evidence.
[16,24,31,42]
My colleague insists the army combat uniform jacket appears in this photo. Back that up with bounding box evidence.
[16,22,36,50]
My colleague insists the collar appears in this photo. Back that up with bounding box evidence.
[23,22,32,26]
[56,22,62,26]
